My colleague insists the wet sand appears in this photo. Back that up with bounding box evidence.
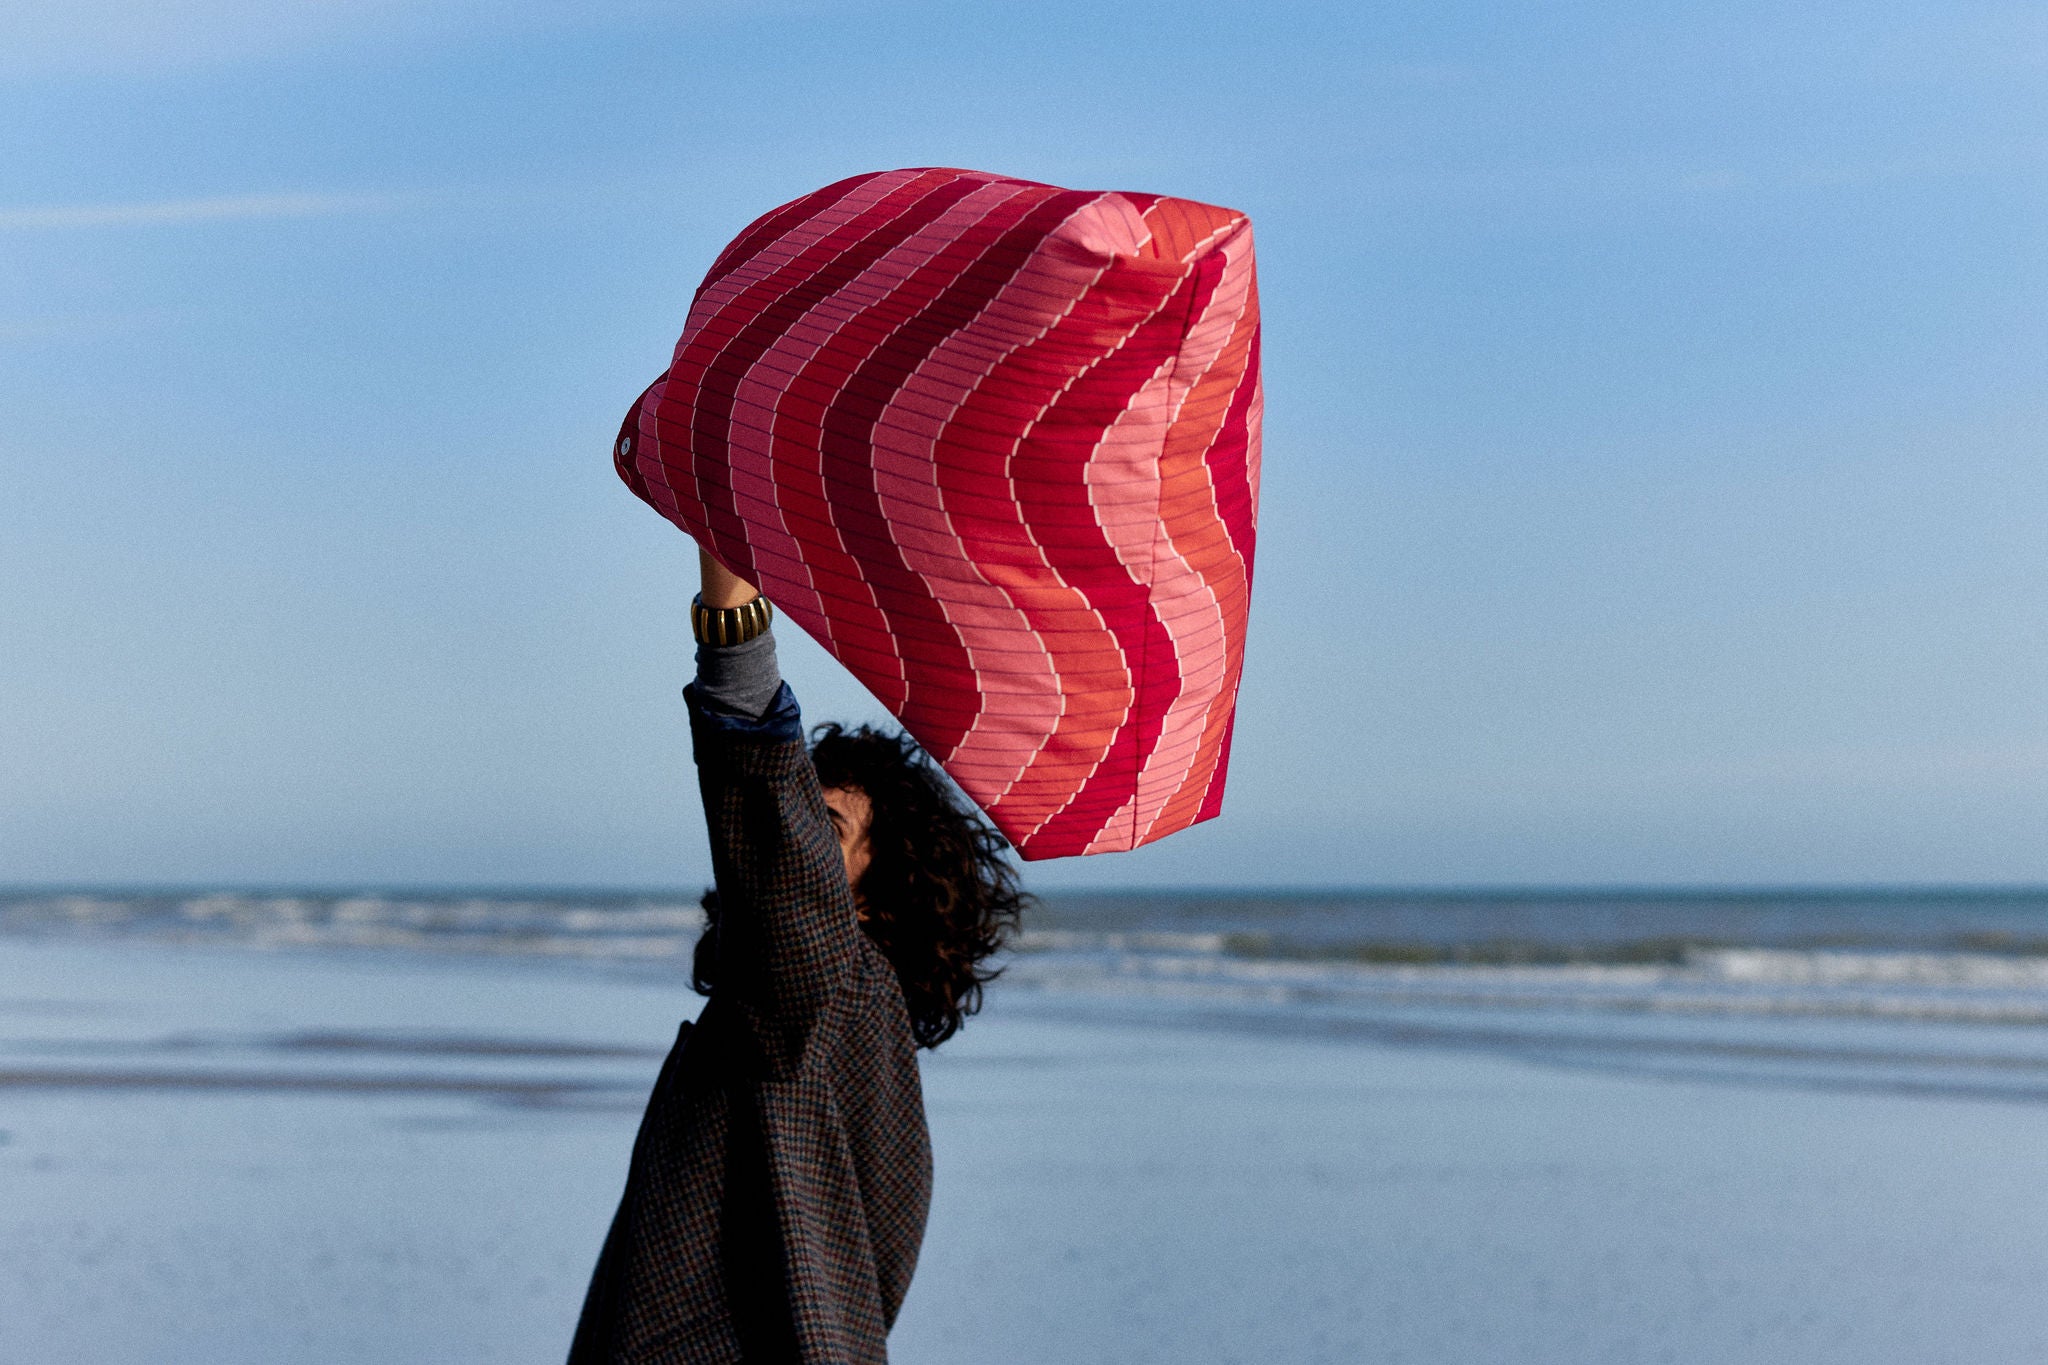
[1,939,2044,1363]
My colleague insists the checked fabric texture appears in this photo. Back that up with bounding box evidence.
[616,167,1263,859]
[568,705,930,1365]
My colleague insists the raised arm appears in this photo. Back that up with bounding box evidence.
[686,551,860,1076]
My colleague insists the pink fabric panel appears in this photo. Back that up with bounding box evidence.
[616,168,1262,859]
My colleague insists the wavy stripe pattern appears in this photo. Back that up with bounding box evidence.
[616,168,1261,859]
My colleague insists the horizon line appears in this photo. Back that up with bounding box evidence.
[5,880,2047,900]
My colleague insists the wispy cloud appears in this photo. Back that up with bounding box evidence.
[0,0,687,77]
[0,191,399,231]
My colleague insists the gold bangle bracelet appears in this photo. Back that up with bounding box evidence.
[691,593,773,647]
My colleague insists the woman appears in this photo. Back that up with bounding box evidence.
[568,553,1027,1364]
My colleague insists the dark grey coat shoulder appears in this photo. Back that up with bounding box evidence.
[568,689,932,1365]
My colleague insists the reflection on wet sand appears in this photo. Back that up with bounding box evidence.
[0,1023,660,1107]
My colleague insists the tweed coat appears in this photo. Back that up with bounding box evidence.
[569,685,932,1364]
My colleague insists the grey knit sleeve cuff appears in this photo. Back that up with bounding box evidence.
[692,627,783,722]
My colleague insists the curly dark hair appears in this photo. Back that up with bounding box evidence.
[692,723,1030,1048]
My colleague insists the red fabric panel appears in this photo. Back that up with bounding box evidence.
[617,168,1262,859]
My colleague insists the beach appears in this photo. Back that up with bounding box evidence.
[2,902,2046,1364]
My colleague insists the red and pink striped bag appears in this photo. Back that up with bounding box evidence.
[616,167,1261,859]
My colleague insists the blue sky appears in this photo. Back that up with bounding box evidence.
[2,0,2043,889]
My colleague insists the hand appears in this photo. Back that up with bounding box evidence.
[698,548,761,609]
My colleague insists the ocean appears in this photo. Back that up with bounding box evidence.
[12,882,2048,1030]
[12,885,2048,1106]
[3,887,2046,1362]
[13,883,2048,967]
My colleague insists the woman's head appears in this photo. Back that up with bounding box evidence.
[811,722,1030,1047]
[692,723,1030,1049]
[820,784,875,892]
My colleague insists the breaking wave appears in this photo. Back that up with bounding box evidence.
[6,888,2048,1027]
